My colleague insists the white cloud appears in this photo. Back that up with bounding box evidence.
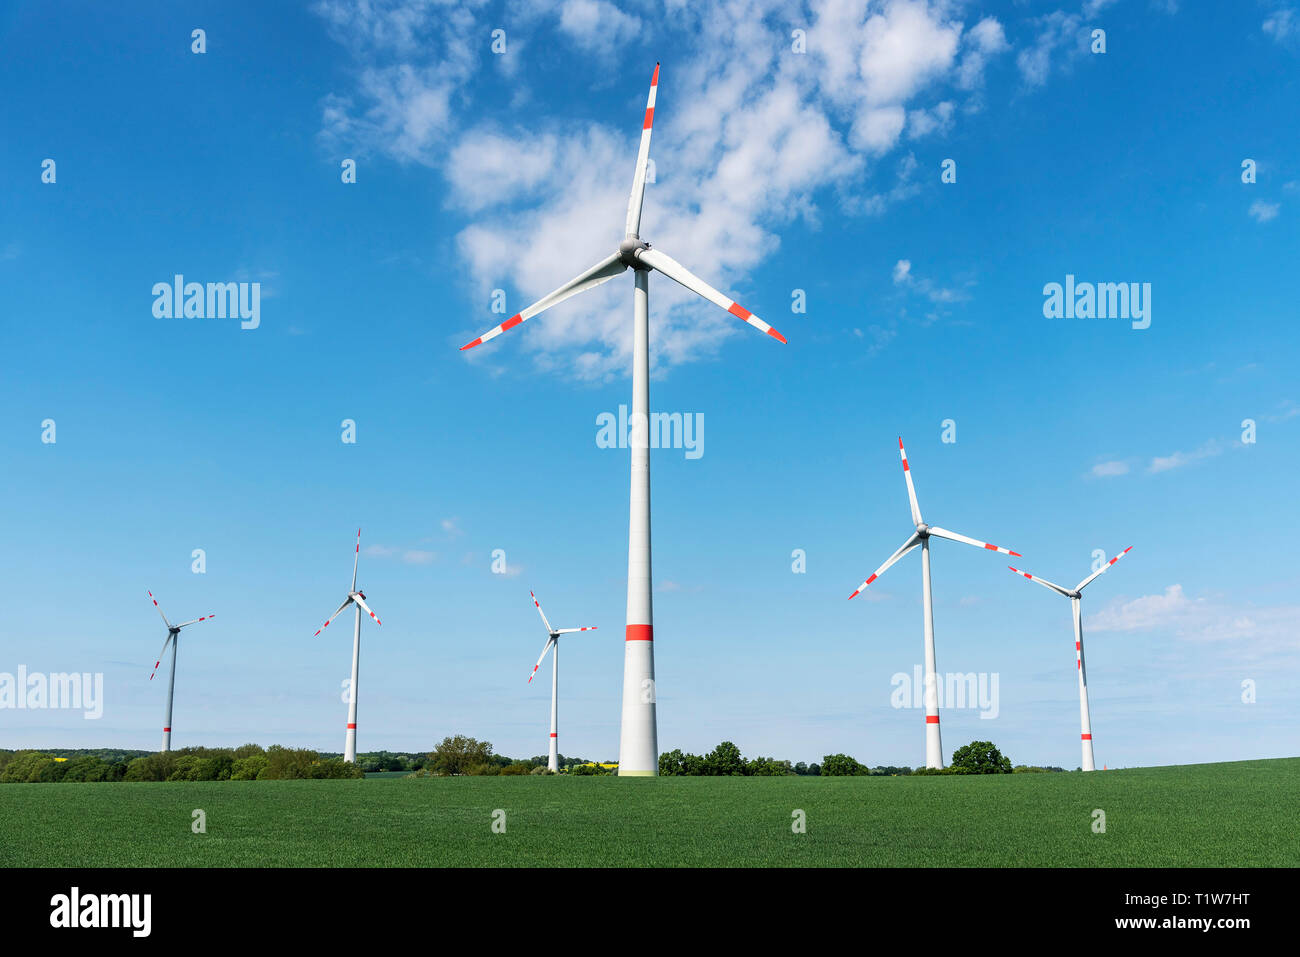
[957,17,1008,89]
[1090,460,1129,477]
[1088,584,1300,653]
[1263,7,1297,42]
[316,0,1013,374]
[891,257,971,305]
[1017,10,1090,88]
[1249,200,1280,222]
[554,0,641,55]
[1148,439,1223,473]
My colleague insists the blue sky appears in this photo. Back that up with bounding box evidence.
[2,0,1297,769]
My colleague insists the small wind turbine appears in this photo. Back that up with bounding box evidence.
[313,529,384,763]
[526,591,598,773]
[1007,546,1133,771]
[847,438,1021,769]
[147,591,215,753]
[459,64,786,775]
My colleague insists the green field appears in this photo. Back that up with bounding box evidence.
[1,758,1295,867]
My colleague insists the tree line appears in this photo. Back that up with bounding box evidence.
[0,738,1066,782]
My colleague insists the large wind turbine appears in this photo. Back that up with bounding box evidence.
[147,591,215,752]
[313,529,384,763]
[526,591,598,772]
[847,438,1021,769]
[459,64,786,775]
[1007,546,1133,771]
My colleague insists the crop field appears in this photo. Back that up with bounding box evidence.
[1,758,1295,867]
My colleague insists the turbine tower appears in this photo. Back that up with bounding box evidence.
[526,591,598,772]
[147,591,215,752]
[313,529,384,763]
[847,438,1021,769]
[459,64,786,775]
[1007,546,1133,771]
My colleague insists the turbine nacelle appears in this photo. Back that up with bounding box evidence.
[619,237,651,268]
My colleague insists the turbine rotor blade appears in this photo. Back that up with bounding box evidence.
[927,526,1021,558]
[1076,546,1133,592]
[148,591,171,629]
[530,590,554,635]
[898,437,922,526]
[528,636,557,683]
[459,253,627,351]
[174,615,216,628]
[1007,565,1071,597]
[352,527,361,592]
[624,62,660,238]
[554,626,597,634]
[848,532,921,599]
[634,247,787,343]
[314,597,354,637]
[149,631,175,681]
[354,595,382,626]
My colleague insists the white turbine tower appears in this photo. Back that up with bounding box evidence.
[313,529,384,763]
[847,438,1022,769]
[147,591,215,752]
[526,591,598,773]
[459,64,786,775]
[1007,546,1133,772]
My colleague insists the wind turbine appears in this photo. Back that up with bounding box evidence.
[847,438,1021,769]
[147,591,215,753]
[313,529,383,763]
[526,591,598,772]
[1007,546,1133,771]
[459,64,786,775]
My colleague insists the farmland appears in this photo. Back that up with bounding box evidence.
[0,757,1294,867]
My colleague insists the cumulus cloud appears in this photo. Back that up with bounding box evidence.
[1148,439,1224,473]
[1090,460,1129,477]
[1263,7,1297,42]
[316,0,1013,375]
[1017,9,1092,88]
[1249,199,1280,222]
[1088,584,1300,654]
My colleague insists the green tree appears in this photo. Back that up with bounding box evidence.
[231,754,269,780]
[426,735,495,776]
[949,741,1013,774]
[820,753,867,776]
[705,741,745,776]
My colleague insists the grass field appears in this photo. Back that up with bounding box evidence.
[1,758,1295,867]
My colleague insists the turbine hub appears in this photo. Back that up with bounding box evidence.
[916,523,929,536]
[619,237,650,269]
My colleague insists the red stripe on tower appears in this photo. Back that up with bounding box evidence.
[626,624,653,641]
[1081,733,1092,740]
[925,715,939,724]
[549,733,558,738]
[163,727,170,732]
[347,723,357,730]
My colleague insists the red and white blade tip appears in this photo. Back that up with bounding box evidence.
[460,313,523,351]
[847,572,879,600]
[726,302,786,343]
